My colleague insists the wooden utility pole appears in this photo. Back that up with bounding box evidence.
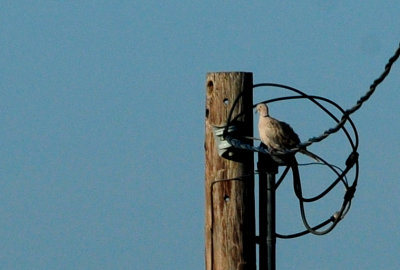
[205,72,256,270]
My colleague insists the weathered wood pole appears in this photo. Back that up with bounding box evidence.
[205,72,255,270]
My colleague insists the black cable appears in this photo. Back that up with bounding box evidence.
[293,153,356,203]
[221,42,399,238]
[292,156,356,235]
[227,93,359,158]
[253,42,400,149]
[298,162,349,186]
[275,165,290,189]
[254,95,359,150]
[276,217,333,239]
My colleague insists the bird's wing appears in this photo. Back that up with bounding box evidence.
[275,120,301,149]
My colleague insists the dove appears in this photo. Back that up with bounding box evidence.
[256,103,319,161]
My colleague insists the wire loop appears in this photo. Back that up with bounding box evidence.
[221,42,400,237]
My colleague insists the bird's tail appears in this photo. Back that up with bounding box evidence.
[299,149,320,162]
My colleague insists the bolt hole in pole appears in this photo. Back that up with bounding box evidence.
[223,98,229,105]
[207,80,214,95]
[224,195,230,202]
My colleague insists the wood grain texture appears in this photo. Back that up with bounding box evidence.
[205,72,255,270]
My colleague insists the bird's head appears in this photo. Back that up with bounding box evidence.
[255,103,269,117]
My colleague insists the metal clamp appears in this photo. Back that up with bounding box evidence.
[212,125,237,159]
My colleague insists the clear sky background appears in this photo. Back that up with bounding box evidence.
[1,1,399,269]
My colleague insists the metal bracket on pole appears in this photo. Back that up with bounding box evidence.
[212,125,238,159]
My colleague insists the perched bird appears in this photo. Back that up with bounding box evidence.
[256,103,319,161]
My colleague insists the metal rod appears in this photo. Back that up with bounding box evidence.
[258,150,278,270]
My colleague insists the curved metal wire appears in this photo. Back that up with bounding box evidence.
[220,42,399,237]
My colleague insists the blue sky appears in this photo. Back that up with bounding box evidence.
[1,1,399,269]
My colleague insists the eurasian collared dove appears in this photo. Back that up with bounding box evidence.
[256,103,319,161]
